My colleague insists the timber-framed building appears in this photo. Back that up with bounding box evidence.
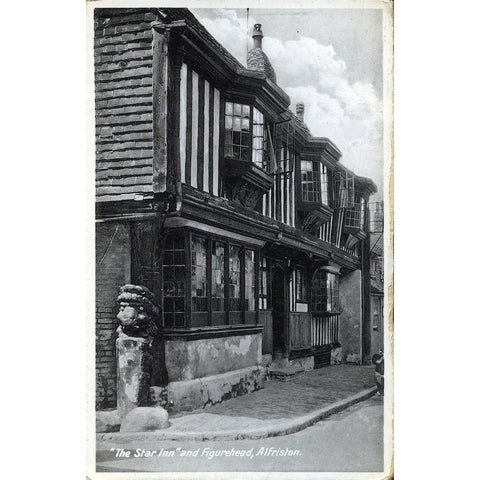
[94,8,380,410]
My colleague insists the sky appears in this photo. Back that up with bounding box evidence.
[191,8,384,199]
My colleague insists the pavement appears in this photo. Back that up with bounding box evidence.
[96,395,385,473]
[98,364,377,443]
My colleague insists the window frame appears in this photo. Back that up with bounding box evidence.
[259,255,271,310]
[311,268,341,315]
[295,267,308,304]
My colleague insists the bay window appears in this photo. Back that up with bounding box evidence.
[301,160,320,202]
[344,195,367,231]
[163,230,259,328]
[224,101,267,169]
[301,160,330,205]
[225,102,251,161]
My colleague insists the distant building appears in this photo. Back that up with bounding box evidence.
[369,203,385,356]
[94,8,381,410]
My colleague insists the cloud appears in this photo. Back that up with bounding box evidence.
[193,9,251,66]
[193,9,384,196]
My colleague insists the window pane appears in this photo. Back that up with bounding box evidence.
[225,102,233,115]
[234,103,241,115]
[233,116,241,131]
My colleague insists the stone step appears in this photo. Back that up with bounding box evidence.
[269,366,305,382]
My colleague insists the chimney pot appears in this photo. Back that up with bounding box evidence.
[252,23,263,49]
[296,102,305,123]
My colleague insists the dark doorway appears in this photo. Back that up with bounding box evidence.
[272,266,287,356]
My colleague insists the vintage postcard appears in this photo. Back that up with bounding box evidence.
[87,0,393,478]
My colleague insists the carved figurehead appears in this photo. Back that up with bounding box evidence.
[116,284,159,342]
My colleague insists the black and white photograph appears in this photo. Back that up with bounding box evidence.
[87,1,393,477]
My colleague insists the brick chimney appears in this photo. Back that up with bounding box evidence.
[296,102,305,123]
[252,24,263,49]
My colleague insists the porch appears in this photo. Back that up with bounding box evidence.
[259,309,340,368]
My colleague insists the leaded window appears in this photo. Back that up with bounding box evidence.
[164,232,260,327]
[311,270,340,314]
[295,267,308,303]
[259,256,269,310]
[163,233,186,327]
[228,244,242,311]
[301,161,330,205]
[245,249,256,311]
[225,102,267,169]
[252,108,265,169]
[191,236,207,312]
[211,241,225,312]
[301,160,320,202]
[224,102,251,162]
[320,163,330,206]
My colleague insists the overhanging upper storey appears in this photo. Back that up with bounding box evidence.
[337,166,378,246]
[296,136,342,234]
[94,7,379,267]
[161,9,290,117]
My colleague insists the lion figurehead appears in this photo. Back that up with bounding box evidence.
[116,284,159,341]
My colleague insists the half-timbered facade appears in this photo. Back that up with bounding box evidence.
[94,8,380,410]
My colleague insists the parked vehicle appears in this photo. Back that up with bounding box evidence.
[372,351,384,395]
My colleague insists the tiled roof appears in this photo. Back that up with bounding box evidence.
[247,48,277,83]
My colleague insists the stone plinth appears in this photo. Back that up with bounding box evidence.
[167,366,265,412]
[116,336,153,418]
[164,332,263,382]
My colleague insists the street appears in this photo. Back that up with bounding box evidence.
[96,395,384,473]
